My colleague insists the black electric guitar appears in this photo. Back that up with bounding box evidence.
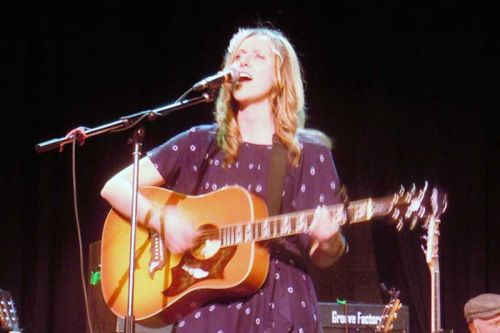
[0,289,22,333]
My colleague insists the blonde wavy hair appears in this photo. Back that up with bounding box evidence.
[214,27,306,166]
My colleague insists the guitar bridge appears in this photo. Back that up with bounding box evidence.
[148,231,166,277]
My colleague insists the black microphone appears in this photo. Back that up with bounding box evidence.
[192,65,240,91]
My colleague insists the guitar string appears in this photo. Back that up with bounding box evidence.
[186,199,370,240]
[190,200,375,241]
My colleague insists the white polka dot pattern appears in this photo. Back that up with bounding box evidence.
[146,125,343,333]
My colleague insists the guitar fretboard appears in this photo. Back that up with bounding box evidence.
[219,196,396,247]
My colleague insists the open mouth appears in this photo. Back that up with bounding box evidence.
[238,72,253,82]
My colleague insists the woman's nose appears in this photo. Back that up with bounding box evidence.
[237,55,248,67]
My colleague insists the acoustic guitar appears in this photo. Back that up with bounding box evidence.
[100,182,446,326]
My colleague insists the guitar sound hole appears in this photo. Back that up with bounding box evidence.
[191,224,221,260]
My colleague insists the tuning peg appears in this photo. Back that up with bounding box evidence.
[396,219,403,231]
[403,191,411,203]
[422,216,431,229]
[392,209,400,220]
[398,185,405,196]
[418,189,425,202]
[410,216,418,230]
[391,193,399,205]
[418,206,426,219]
[441,196,448,213]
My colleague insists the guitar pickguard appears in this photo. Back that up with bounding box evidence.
[163,246,237,297]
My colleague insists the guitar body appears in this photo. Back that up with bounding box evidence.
[100,185,270,326]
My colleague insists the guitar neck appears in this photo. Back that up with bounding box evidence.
[430,259,442,333]
[426,215,443,333]
[219,195,395,247]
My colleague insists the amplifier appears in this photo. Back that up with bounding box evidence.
[319,301,409,333]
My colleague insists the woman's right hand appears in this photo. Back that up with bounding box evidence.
[152,206,199,255]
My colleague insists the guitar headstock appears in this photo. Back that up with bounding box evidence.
[0,289,21,333]
[389,181,448,232]
[422,185,448,265]
[375,288,402,333]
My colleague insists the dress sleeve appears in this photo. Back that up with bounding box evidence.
[281,141,347,265]
[290,142,344,212]
[146,128,194,187]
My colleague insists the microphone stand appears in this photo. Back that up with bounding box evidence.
[35,92,214,153]
[123,126,143,333]
[35,91,216,333]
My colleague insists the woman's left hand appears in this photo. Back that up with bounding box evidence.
[308,205,347,266]
[309,205,343,243]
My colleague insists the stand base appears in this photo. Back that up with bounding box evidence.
[116,318,173,333]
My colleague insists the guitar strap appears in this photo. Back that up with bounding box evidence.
[191,136,221,195]
[193,134,288,216]
[266,137,288,216]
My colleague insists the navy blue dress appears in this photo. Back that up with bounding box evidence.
[148,124,344,333]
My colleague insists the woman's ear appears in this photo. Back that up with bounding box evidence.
[468,321,478,333]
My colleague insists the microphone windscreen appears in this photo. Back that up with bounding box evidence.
[227,65,240,83]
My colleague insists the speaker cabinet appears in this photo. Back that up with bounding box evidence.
[87,240,117,333]
[319,301,409,333]
[86,241,174,333]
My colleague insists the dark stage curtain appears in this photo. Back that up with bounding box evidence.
[1,3,496,333]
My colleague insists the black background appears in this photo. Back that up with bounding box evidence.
[0,2,497,332]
